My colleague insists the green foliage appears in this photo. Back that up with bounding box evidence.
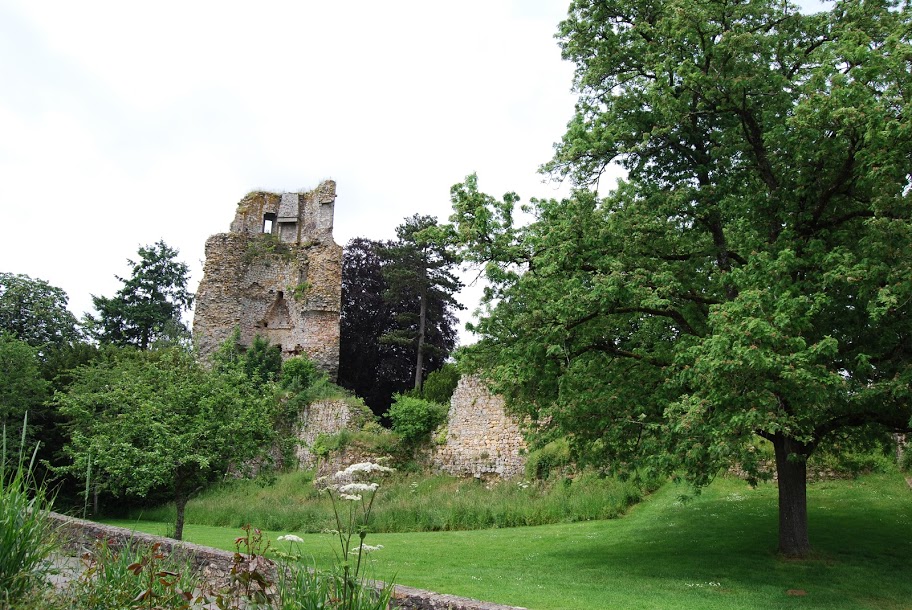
[0,420,57,607]
[280,355,320,391]
[118,469,653,535]
[86,241,193,350]
[380,215,464,392]
[0,272,80,351]
[289,281,311,302]
[56,346,275,540]
[243,334,282,387]
[339,232,461,417]
[243,232,293,264]
[806,427,897,477]
[63,539,203,610]
[447,0,912,556]
[311,425,400,461]
[420,363,459,404]
[385,394,448,446]
[0,335,49,455]
[900,445,912,473]
[525,439,572,481]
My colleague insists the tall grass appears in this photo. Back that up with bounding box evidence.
[0,418,57,606]
[124,470,653,533]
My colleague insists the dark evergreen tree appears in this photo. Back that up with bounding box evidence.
[87,240,193,350]
[380,215,462,392]
[338,231,461,417]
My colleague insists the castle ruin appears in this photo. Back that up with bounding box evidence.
[194,181,342,379]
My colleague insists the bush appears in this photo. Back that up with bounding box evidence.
[900,445,912,473]
[525,438,572,481]
[280,356,320,390]
[421,364,460,405]
[386,394,448,446]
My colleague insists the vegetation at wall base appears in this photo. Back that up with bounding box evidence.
[116,469,653,534]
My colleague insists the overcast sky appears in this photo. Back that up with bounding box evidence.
[0,0,825,344]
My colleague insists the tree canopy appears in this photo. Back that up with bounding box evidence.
[338,231,460,415]
[448,0,912,557]
[380,215,463,392]
[0,272,80,351]
[87,241,193,350]
[0,334,50,461]
[57,346,275,540]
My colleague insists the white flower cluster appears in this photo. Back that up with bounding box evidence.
[340,482,379,494]
[277,534,304,543]
[334,462,394,479]
[349,543,383,555]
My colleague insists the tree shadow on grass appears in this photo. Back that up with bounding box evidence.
[541,475,912,609]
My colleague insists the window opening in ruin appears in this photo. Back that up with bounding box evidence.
[263,213,277,234]
[277,291,284,299]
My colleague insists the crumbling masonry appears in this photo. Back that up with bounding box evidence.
[194,181,342,379]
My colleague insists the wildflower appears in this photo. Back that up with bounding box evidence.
[277,534,304,543]
[339,483,379,494]
[349,544,383,554]
[340,493,362,501]
[337,462,394,477]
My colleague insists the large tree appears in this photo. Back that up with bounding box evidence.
[87,240,193,350]
[0,335,50,462]
[0,272,80,352]
[338,233,460,415]
[448,0,912,557]
[57,346,275,540]
[380,215,463,392]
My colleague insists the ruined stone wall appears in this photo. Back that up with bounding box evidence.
[433,376,527,479]
[194,182,341,379]
[295,399,360,469]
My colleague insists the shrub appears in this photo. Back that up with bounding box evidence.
[421,364,460,405]
[525,438,572,481]
[65,539,203,610]
[900,445,912,473]
[386,394,448,446]
[280,356,320,390]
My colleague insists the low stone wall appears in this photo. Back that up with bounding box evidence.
[433,376,527,479]
[48,513,527,610]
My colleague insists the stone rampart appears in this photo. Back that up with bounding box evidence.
[433,376,527,479]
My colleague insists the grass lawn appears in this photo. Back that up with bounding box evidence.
[105,472,912,610]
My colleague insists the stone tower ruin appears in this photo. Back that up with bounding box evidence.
[193,181,342,379]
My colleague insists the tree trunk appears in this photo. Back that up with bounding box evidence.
[414,283,427,392]
[772,433,810,557]
[174,493,187,541]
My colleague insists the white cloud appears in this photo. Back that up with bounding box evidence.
[0,0,829,341]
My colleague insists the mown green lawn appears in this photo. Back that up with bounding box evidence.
[106,472,912,610]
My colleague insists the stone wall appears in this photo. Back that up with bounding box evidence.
[48,513,528,610]
[295,398,361,469]
[194,182,342,379]
[433,376,527,479]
